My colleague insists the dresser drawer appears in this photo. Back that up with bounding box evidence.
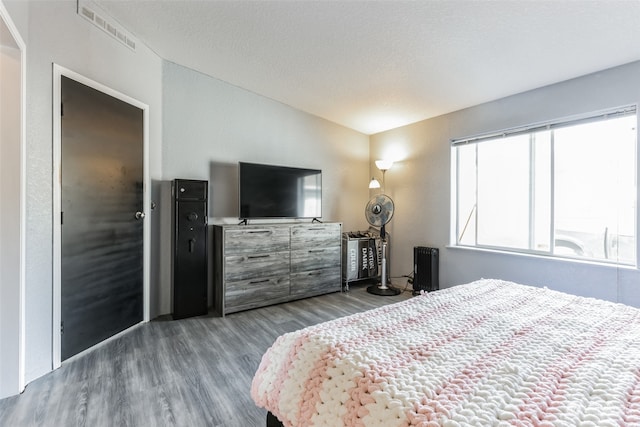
[226,276,290,312]
[213,222,342,316]
[225,251,290,282]
[291,224,341,250]
[290,267,341,297]
[291,246,340,273]
[224,226,290,255]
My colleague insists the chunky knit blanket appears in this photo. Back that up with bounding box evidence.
[251,279,640,426]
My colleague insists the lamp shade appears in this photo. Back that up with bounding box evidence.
[369,177,381,189]
[375,159,394,171]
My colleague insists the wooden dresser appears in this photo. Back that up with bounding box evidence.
[213,222,341,315]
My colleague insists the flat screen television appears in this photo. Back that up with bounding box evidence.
[239,162,322,219]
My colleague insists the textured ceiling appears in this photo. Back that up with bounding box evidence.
[95,0,640,135]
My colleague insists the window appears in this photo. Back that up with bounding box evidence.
[453,107,637,266]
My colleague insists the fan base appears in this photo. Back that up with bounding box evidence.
[366,284,401,296]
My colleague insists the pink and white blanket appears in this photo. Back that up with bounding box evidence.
[251,279,640,426]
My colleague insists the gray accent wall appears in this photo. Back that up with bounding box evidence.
[162,61,369,226]
[160,61,370,315]
[370,60,640,308]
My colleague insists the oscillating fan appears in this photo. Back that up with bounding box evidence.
[365,194,400,296]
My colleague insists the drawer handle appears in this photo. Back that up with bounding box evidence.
[249,279,270,284]
[308,249,326,253]
[248,254,270,259]
[248,230,272,234]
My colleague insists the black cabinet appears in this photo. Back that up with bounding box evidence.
[172,179,208,319]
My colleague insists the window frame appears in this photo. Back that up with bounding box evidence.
[451,105,638,267]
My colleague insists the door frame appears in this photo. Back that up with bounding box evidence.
[52,64,150,368]
[0,0,26,398]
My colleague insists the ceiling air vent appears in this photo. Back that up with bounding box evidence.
[77,1,136,51]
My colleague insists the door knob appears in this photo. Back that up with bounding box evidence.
[135,211,145,220]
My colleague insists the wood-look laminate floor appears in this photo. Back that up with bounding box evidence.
[0,284,411,427]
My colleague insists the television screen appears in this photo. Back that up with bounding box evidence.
[239,162,322,219]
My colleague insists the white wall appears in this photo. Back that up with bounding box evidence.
[370,61,640,307]
[4,0,163,383]
[160,61,370,314]
[0,1,24,398]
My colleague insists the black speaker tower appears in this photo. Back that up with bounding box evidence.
[172,179,208,319]
[413,246,438,296]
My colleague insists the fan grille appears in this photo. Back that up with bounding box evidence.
[365,194,394,227]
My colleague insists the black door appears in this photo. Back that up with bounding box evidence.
[61,76,144,360]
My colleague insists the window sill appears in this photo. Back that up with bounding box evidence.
[445,244,638,271]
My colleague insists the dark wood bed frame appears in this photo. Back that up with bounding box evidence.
[267,411,284,427]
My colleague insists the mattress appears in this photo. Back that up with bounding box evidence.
[251,279,640,426]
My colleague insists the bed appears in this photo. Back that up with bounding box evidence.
[251,279,640,426]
